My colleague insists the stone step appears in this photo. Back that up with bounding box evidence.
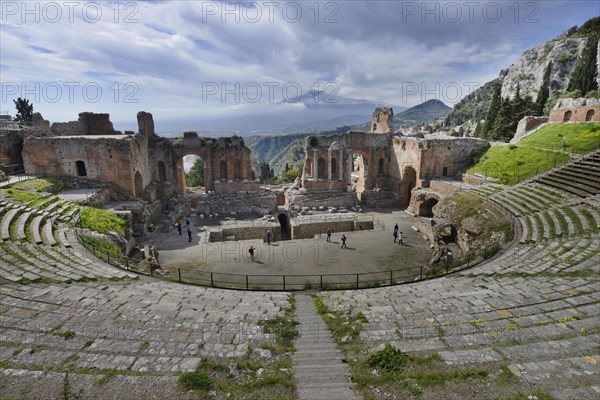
[1,209,19,241]
[41,220,56,246]
[14,211,33,241]
[29,215,44,244]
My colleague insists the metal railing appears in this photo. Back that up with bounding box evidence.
[73,226,509,292]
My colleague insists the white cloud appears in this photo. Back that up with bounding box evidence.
[0,0,597,122]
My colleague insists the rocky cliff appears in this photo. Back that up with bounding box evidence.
[500,37,592,101]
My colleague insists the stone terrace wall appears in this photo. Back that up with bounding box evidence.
[549,98,600,123]
[291,220,355,240]
[193,192,277,216]
[209,225,282,242]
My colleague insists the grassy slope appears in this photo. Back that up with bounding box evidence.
[468,123,600,185]
[519,123,600,154]
[468,146,569,185]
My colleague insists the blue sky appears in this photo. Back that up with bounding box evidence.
[0,0,598,124]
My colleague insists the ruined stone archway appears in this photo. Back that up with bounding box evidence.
[402,166,417,208]
[563,110,572,122]
[317,157,326,179]
[419,198,439,218]
[134,171,144,198]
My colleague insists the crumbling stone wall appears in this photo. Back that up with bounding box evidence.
[50,112,120,136]
[170,132,257,193]
[511,116,549,143]
[371,107,393,133]
[22,133,149,197]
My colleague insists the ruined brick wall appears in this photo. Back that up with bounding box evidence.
[137,111,155,138]
[22,134,149,196]
[371,107,393,133]
[417,137,489,180]
[0,131,24,166]
[50,112,119,136]
[549,98,600,123]
[171,133,255,193]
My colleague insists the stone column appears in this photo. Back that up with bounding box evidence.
[313,149,319,180]
[338,150,343,181]
[327,148,332,181]
[346,148,352,192]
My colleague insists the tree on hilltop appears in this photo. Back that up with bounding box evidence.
[13,98,33,123]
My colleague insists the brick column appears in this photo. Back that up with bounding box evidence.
[313,149,319,180]
[327,148,332,181]
[346,148,352,192]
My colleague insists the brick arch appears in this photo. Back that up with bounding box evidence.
[586,109,595,122]
[563,110,572,122]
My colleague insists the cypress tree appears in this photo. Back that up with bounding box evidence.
[483,86,502,138]
[567,35,599,95]
[536,61,552,114]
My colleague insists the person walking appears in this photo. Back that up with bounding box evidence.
[185,218,190,229]
[187,228,192,242]
[266,230,272,245]
[341,234,347,248]
[326,228,332,242]
[177,222,182,235]
[248,246,255,261]
[393,229,398,243]
[398,231,403,245]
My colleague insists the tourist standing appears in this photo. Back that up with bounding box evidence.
[398,231,403,245]
[326,228,332,242]
[185,218,190,228]
[248,246,255,261]
[341,234,347,248]
[177,222,182,235]
[393,229,398,243]
[187,228,192,242]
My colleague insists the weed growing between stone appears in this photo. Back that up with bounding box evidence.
[178,295,299,399]
[311,294,562,399]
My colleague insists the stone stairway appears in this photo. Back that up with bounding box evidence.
[292,294,362,400]
[0,196,136,284]
[536,150,600,197]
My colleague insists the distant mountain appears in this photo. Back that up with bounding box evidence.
[280,90,384,106]
[140,90,405,137]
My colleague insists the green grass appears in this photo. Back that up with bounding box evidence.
[468,145,570,185]
[10,177,60,192]
[519,123,600,154]
[5,188,45,203]
[79,207,126,235]
[258,295,299,354]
